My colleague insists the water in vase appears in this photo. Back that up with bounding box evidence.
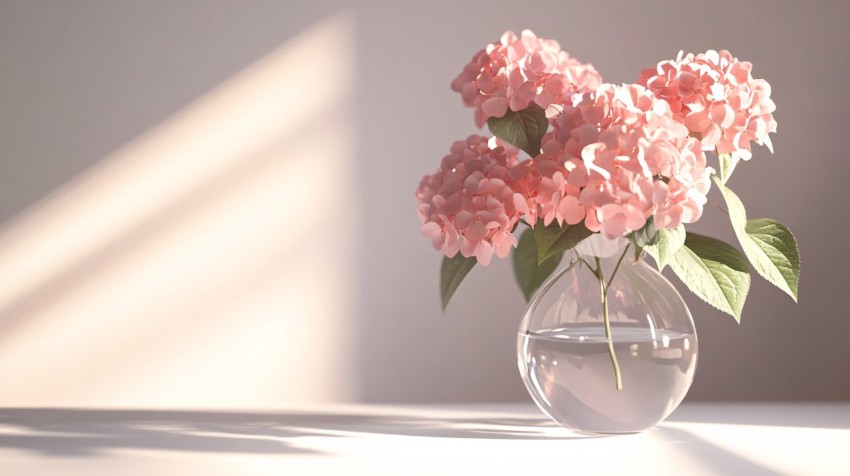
[518,325,697,434]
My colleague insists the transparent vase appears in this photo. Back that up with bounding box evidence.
[517,234,698,435]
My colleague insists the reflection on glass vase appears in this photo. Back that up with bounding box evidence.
[517,234,698,435]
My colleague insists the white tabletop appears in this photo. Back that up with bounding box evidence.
[1,403,848,475]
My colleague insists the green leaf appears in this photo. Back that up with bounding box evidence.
[644,224,686,271]
[713,176,801,301]
[440,254,476,311]
[513,228,564,302]
[718,153,740,185]
[487,103,549,157]
[745,219,801,300]
[632,216,659,247]
[534,220,594,265]
[669,232,751,321]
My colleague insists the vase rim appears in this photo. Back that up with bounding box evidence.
[574,234,629,259]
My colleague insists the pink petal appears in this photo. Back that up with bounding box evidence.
[474,241,494,266]
[585,207,602,232]
[558,196,585,225]
[455,210,473,229]
[513,193,529,214]
[481,96,508,118]
[601,214,627,239]
[466,220,487,240]
[701,124,722,147]
[492,231,515,258]
[459,237,476,258]
[598,203,621,221]
[623,205,646,231]
[683,110,710,133]
[421,221,442,238]
[710,103,735,129]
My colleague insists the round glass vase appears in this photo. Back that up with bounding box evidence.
[517,234,698,435]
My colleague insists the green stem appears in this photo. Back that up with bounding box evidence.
[578,257,595,272]
[606,244,631,291]
[595,256,623,391]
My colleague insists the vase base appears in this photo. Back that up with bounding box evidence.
[572,429,643,437]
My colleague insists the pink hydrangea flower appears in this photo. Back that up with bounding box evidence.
[639,50,777,161]
[416,135,527,265]
[539,83,713,238]
[506,154,585,228]
[451,30,603,128]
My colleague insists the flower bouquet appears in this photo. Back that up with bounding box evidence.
[415,30,801,433]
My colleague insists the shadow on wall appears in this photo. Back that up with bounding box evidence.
[0,14,360,406]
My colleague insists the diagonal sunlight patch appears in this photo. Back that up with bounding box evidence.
[0,14,359,406]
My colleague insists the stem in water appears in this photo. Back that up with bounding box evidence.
[595,256,623,390]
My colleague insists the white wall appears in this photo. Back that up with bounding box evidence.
[0,0,848,406]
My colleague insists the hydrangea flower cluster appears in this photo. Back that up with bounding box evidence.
[538,84,712,238]
[416,135,526,265]
[420,31,778,267]
[638,50,777,161]
[451,30,602,128]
